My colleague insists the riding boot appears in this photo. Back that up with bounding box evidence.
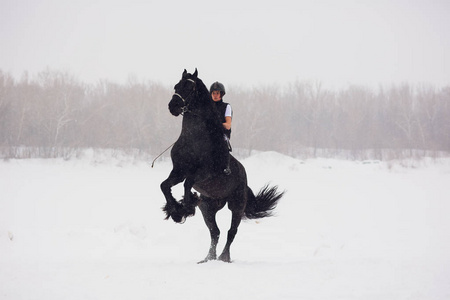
[223,152,231,175]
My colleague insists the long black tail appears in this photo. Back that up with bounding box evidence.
[244,184,284,219]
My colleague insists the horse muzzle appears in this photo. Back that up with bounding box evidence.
[168,96,183,116]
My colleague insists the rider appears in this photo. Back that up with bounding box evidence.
[210,81,232,175]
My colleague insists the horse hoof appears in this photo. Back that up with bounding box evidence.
[171,214,186,224]
[218,255,232,263]
[197,259,209,264]
[198,254,217,264]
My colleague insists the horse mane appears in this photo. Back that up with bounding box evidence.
[193,78,211,106]
[195,77,229,170]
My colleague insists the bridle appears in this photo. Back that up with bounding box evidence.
[173,78,196,114]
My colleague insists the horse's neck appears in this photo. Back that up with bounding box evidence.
[181,113,208,134]
[180,84,224,141]
[181,106,222,139]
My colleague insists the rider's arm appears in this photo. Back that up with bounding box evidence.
[223,116,232,130]
[223,104,232,130]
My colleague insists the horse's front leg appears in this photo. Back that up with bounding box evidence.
[160,169,186,223]
[181,177,198,217]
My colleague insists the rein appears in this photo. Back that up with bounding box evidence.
[152,78,197,167]
[151,141,176,168]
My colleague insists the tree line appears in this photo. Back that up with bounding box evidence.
[1,69,449,160]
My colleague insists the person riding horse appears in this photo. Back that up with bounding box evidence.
[210,81,232,175]
[161,69,283,263]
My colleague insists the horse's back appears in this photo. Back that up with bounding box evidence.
[193,156,247,200]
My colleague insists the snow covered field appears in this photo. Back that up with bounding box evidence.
[1,151,449,300]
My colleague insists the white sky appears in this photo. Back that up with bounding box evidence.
[1,0,449,89]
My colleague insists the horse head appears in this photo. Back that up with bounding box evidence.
[168,69,198,116]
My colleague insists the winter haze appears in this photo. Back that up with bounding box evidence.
[1,0,449,88]
[1,1,450,299]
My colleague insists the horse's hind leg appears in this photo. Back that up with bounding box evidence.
[218,210,242,263]
[198,197,221,263]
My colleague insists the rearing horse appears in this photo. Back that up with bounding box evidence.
[160,69,284,263]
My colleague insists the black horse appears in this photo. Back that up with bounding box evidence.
[160,69,284,263]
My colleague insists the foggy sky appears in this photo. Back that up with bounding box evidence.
[1,0,449,89]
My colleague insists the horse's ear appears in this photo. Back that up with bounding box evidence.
[182,69,187,78]
[193,68,198,78]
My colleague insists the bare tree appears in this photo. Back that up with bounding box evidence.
[1,68,449,160]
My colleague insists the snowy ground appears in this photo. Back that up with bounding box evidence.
[1,151,450,300]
